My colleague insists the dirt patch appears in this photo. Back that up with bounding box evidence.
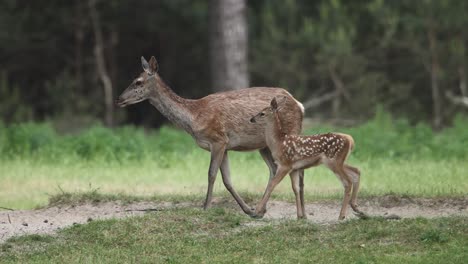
[1,196,467,243]
[262,196,467,223]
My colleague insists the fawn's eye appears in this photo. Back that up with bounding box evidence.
[135,80,142,86]
[260,113,265,116]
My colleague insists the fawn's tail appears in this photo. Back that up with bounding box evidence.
[335,133,355,161]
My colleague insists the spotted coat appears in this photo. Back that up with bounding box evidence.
[282,133,346,160]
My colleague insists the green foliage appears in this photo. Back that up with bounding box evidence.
[70,126,148,162]
[0,72,32,122]
[0,122,57,158]
[0,124,198,164]
[1,113,467,164]
[309,109,468,160]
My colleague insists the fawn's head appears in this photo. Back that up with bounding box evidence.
[116,56,159,107]
[250,96,287,123]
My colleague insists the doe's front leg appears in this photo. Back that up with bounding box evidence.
[203,143,226,210]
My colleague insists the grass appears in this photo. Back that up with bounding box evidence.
[1,207,467,263]
[0,113,467,208]
[1,157,466,209]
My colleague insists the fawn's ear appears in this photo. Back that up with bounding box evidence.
[270,97,278,110]
[141,56,151,74]
[278,95,288,105]
[149,56,159,73]
[273,96,288,112]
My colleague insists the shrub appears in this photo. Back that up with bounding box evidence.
[0,112,467,163]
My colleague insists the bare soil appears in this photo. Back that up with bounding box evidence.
[1,196,467,243]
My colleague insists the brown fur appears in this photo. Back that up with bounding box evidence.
[116,56,304,216]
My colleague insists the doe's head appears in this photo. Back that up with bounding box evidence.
[250,96,286,123]
[115,56,159,107]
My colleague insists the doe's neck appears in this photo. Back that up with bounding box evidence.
[147,76,195,134]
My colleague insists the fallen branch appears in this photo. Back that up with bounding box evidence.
[328,64,351,102]
[302,90,339,110]
[445,91,468,108]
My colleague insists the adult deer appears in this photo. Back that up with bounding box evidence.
[116,56,304,216]
[250,97,365,220]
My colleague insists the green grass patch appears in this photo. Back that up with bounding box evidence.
[1,115,467,209]
[1,208,467,263]
[1,157,466,209]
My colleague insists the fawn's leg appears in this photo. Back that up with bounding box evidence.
[220,151,254,216]
[330,165,353,220]
[344,164,364,215]
[203,143,226,209]
[290,170,305,219]
[254,165,291,217]
[299,170,307,216]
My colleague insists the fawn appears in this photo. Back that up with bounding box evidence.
[250,97,365,220]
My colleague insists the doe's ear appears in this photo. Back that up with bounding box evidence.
[141,56,151,74]
[149,56,159,73]
[270,97,278,110]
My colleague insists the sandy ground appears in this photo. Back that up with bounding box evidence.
[1,196,467,243]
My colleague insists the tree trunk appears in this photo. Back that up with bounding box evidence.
[209,0,249,91]
[108,25,119,96]
[74,0,85,109]
[427,21,442,130]
[457,35,467,97]
[89,0,113,127]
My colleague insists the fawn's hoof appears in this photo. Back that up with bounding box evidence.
[354,211,370,219]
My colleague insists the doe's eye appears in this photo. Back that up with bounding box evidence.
[135,80,142,86]
[260,113,265,116]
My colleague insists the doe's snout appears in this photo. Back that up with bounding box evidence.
[115,97,125,107]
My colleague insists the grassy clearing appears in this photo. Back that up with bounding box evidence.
[1,157,466,209]
[0,113,467,209]
[1,207,467,263]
